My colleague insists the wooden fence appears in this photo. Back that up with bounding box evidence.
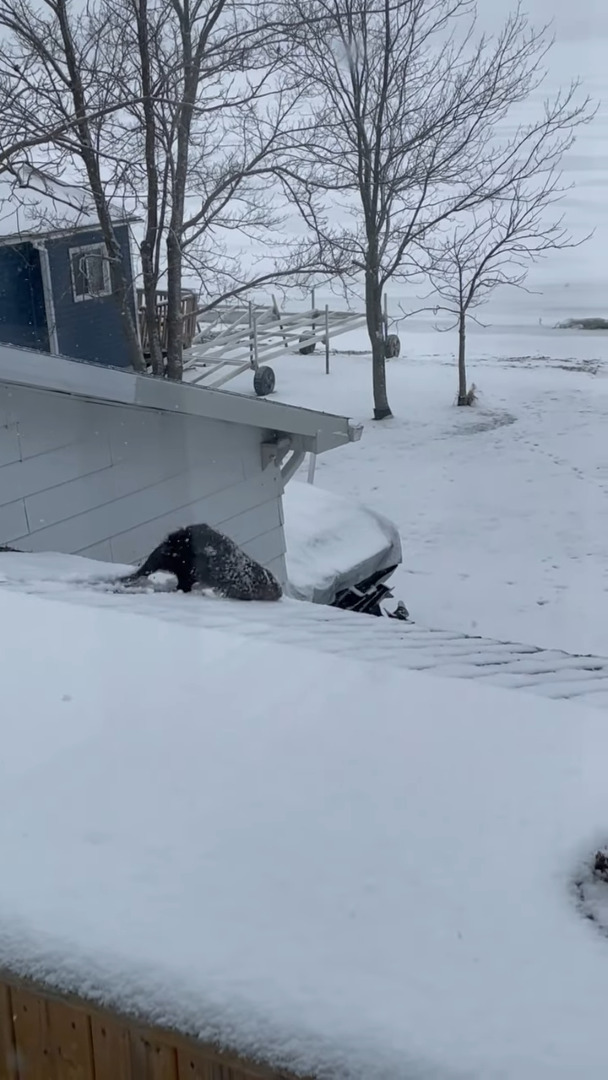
[0,973,305,1080]
[137,291,199,356]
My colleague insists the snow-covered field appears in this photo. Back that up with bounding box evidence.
[201,321,608,658]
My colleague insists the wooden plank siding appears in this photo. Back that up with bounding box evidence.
[0,974,309,1080]
[0,381,287,582]
[46,998,96,1080]
[10,987,55,1080]
[0,982,18,1080]
[89,1015,132,1080]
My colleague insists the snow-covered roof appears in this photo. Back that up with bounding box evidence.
[0,164,134,242]
[1,577,608,1080]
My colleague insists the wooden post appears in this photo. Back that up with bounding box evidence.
[272,294,289,350]
[325,304,330,374]
[248,301,254,368]
[311,287,316,340]
[253,310,259,369]
[307,453,316,484]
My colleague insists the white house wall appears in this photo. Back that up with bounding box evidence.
[0,382,286,581]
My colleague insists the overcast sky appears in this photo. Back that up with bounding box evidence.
[478,0,607,40]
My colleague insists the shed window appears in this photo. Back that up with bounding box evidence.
[69,243,112,302]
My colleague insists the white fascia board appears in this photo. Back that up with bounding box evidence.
[0,344,362,454]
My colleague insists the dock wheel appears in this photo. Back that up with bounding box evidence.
[253,365,276,396]
[385,334,401,359]
[299,332,316,355]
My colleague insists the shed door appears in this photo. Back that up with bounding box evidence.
[0,243,49,352]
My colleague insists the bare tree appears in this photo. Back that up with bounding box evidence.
[0,71,126,176]
[280,0,592,419]
[0,0,148,371]
[0,0,308,379]
[83,0,317,379]
[422,174,584,404]
[124,0,166,375]
[0,0,340,382]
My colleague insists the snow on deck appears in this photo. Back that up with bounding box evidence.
[1,585,608,1080]
[2,551,608,711]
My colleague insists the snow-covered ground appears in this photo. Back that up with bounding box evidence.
[2,587,608,1080]
[190,322,608,658]
[4,540,608,710]
[1,3,607,1076]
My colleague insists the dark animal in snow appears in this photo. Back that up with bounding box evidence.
[118,524,282,601]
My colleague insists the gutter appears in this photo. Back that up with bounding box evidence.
[0,343,363,455]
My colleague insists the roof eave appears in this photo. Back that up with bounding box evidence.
[0,215,140,247]
[0,346,362,454]
[134,376,362,454]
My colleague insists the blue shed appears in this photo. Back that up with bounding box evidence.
[0,167,138,369]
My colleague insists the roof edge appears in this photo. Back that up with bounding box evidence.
[0,345,362,453]
[0,216,138,247]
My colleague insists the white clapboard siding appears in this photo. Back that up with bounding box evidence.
[9,386,100,458]
[1,435,113,509]
[107,471,283,566]
[0,423,20,468]
[77,539,115,563]
[23,457,281,554]
[0,381,287,582]
[217,500,283,549]
[239,525,287,569]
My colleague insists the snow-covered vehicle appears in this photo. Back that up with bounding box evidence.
[283,481,408,618]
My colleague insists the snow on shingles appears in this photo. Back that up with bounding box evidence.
[4,549,608,712]
[1,587,608,1079]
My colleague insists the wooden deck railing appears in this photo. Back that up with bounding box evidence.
[137,289,199,355]
[0,972,305,1080]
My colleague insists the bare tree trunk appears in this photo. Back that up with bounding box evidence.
[141,255,164,375]
[136,0,164,376]
[166,228,184,380]
[366,267,392,419]
[54,0,146,373]
[164,86,189,381]
[106,248,145,372]
[457,309,468,405]
[164,2,197,381]
[164,0,230,381]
